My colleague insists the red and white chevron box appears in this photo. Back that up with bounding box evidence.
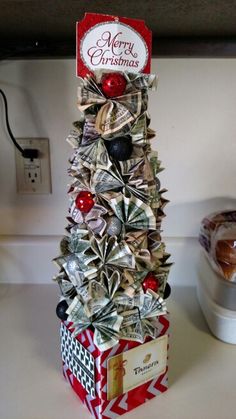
[60,314,169,419]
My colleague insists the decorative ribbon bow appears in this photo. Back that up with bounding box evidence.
[77,72,156,137]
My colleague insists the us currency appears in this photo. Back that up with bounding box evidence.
[53,272,76,299]
[122,269,147,290]
[88,278,120,306]
[68,166,91,188]
[80,115,100,145]
[96,100,137,136]
[115,293,145,310]
[95,70,157,91]
[83,204,107,236]
[67,235,91,254]
[82,74,104,96]
[128,182,151,204]
[69,199,108,236]
[93,168,124,194]
[135,249,153,271]
[67,296,91,335]
[78,72,157,136]
[139,290,167,319]
[67,225,89,238]
[129,112,149,145]
[110,194,156,230]
[69,200,85,224]
[100,270,121,299]
[53,253,97,288]
[77,74,146,136]
[77,85,105,112]
[127,111,155,145]
[66,128,82,149]
[125,72,157,91]
[120,320,144,343]
[75,140,110,171]
[68,294,123,351]
[118,158,151,203]
[89,280,104,297]
[106,240,135,269]
[89,301,123,351]
[59,279,76,299]
[93,165,150,204]
[149,152,163,179]
[142,319,158,339]
[90,235,135,270]
[94,310,123,351]
[118,157,145,177]
[118,289,166,343]
[86,297,111,318]
[121,308,140,327]
[125,230,148,248]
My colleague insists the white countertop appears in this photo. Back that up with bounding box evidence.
[0,284,235,419]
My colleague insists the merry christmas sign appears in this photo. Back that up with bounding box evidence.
[76,13,152,77]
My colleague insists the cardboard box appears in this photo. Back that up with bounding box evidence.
[60,314,169,419]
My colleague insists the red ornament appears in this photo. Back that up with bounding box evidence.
[142,273,160,293]
[75,191,94,213]
[101,73,127,98]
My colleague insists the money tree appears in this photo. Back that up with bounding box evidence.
[54,70,171,351]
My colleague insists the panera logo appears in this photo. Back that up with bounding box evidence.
[133,353,159,375]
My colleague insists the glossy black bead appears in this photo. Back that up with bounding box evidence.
[56,300,69,320]
[163,283,171,300]
[106,136,133,161]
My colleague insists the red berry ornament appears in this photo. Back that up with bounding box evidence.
[75,191,94,213]
[142,273,160,293]
[101,73,127,98]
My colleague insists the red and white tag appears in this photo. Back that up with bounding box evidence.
[76,13,152,77]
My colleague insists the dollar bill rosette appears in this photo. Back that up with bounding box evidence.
[67,278,123,351]
[70,138,111,173]
[69,117,113,173]
[90,234,135,271]
[118,289,167,343]
[66,281,123,351]
[77,72,157,136]
[53,229,97,296]
[127,111,155,146]
[92,158,151,203]
[109,193,156,231]
[53,271,77,300]
[125,229,170,276]
[125,230,153,272]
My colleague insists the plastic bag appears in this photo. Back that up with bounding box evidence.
[199,210,236,282]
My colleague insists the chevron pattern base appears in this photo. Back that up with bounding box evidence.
[61,315,169,419]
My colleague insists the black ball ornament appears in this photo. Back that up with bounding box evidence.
[163,283,171,300]
[106,136,133,161]
[56,300,69,321]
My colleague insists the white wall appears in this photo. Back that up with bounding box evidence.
[0,58,236,283]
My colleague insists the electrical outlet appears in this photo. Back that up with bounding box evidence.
[15,138,52,194]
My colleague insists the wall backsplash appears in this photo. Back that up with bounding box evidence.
[0,58,236,282]
[1,58,236,238]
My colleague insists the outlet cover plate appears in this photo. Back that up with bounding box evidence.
[15,138,52,194]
